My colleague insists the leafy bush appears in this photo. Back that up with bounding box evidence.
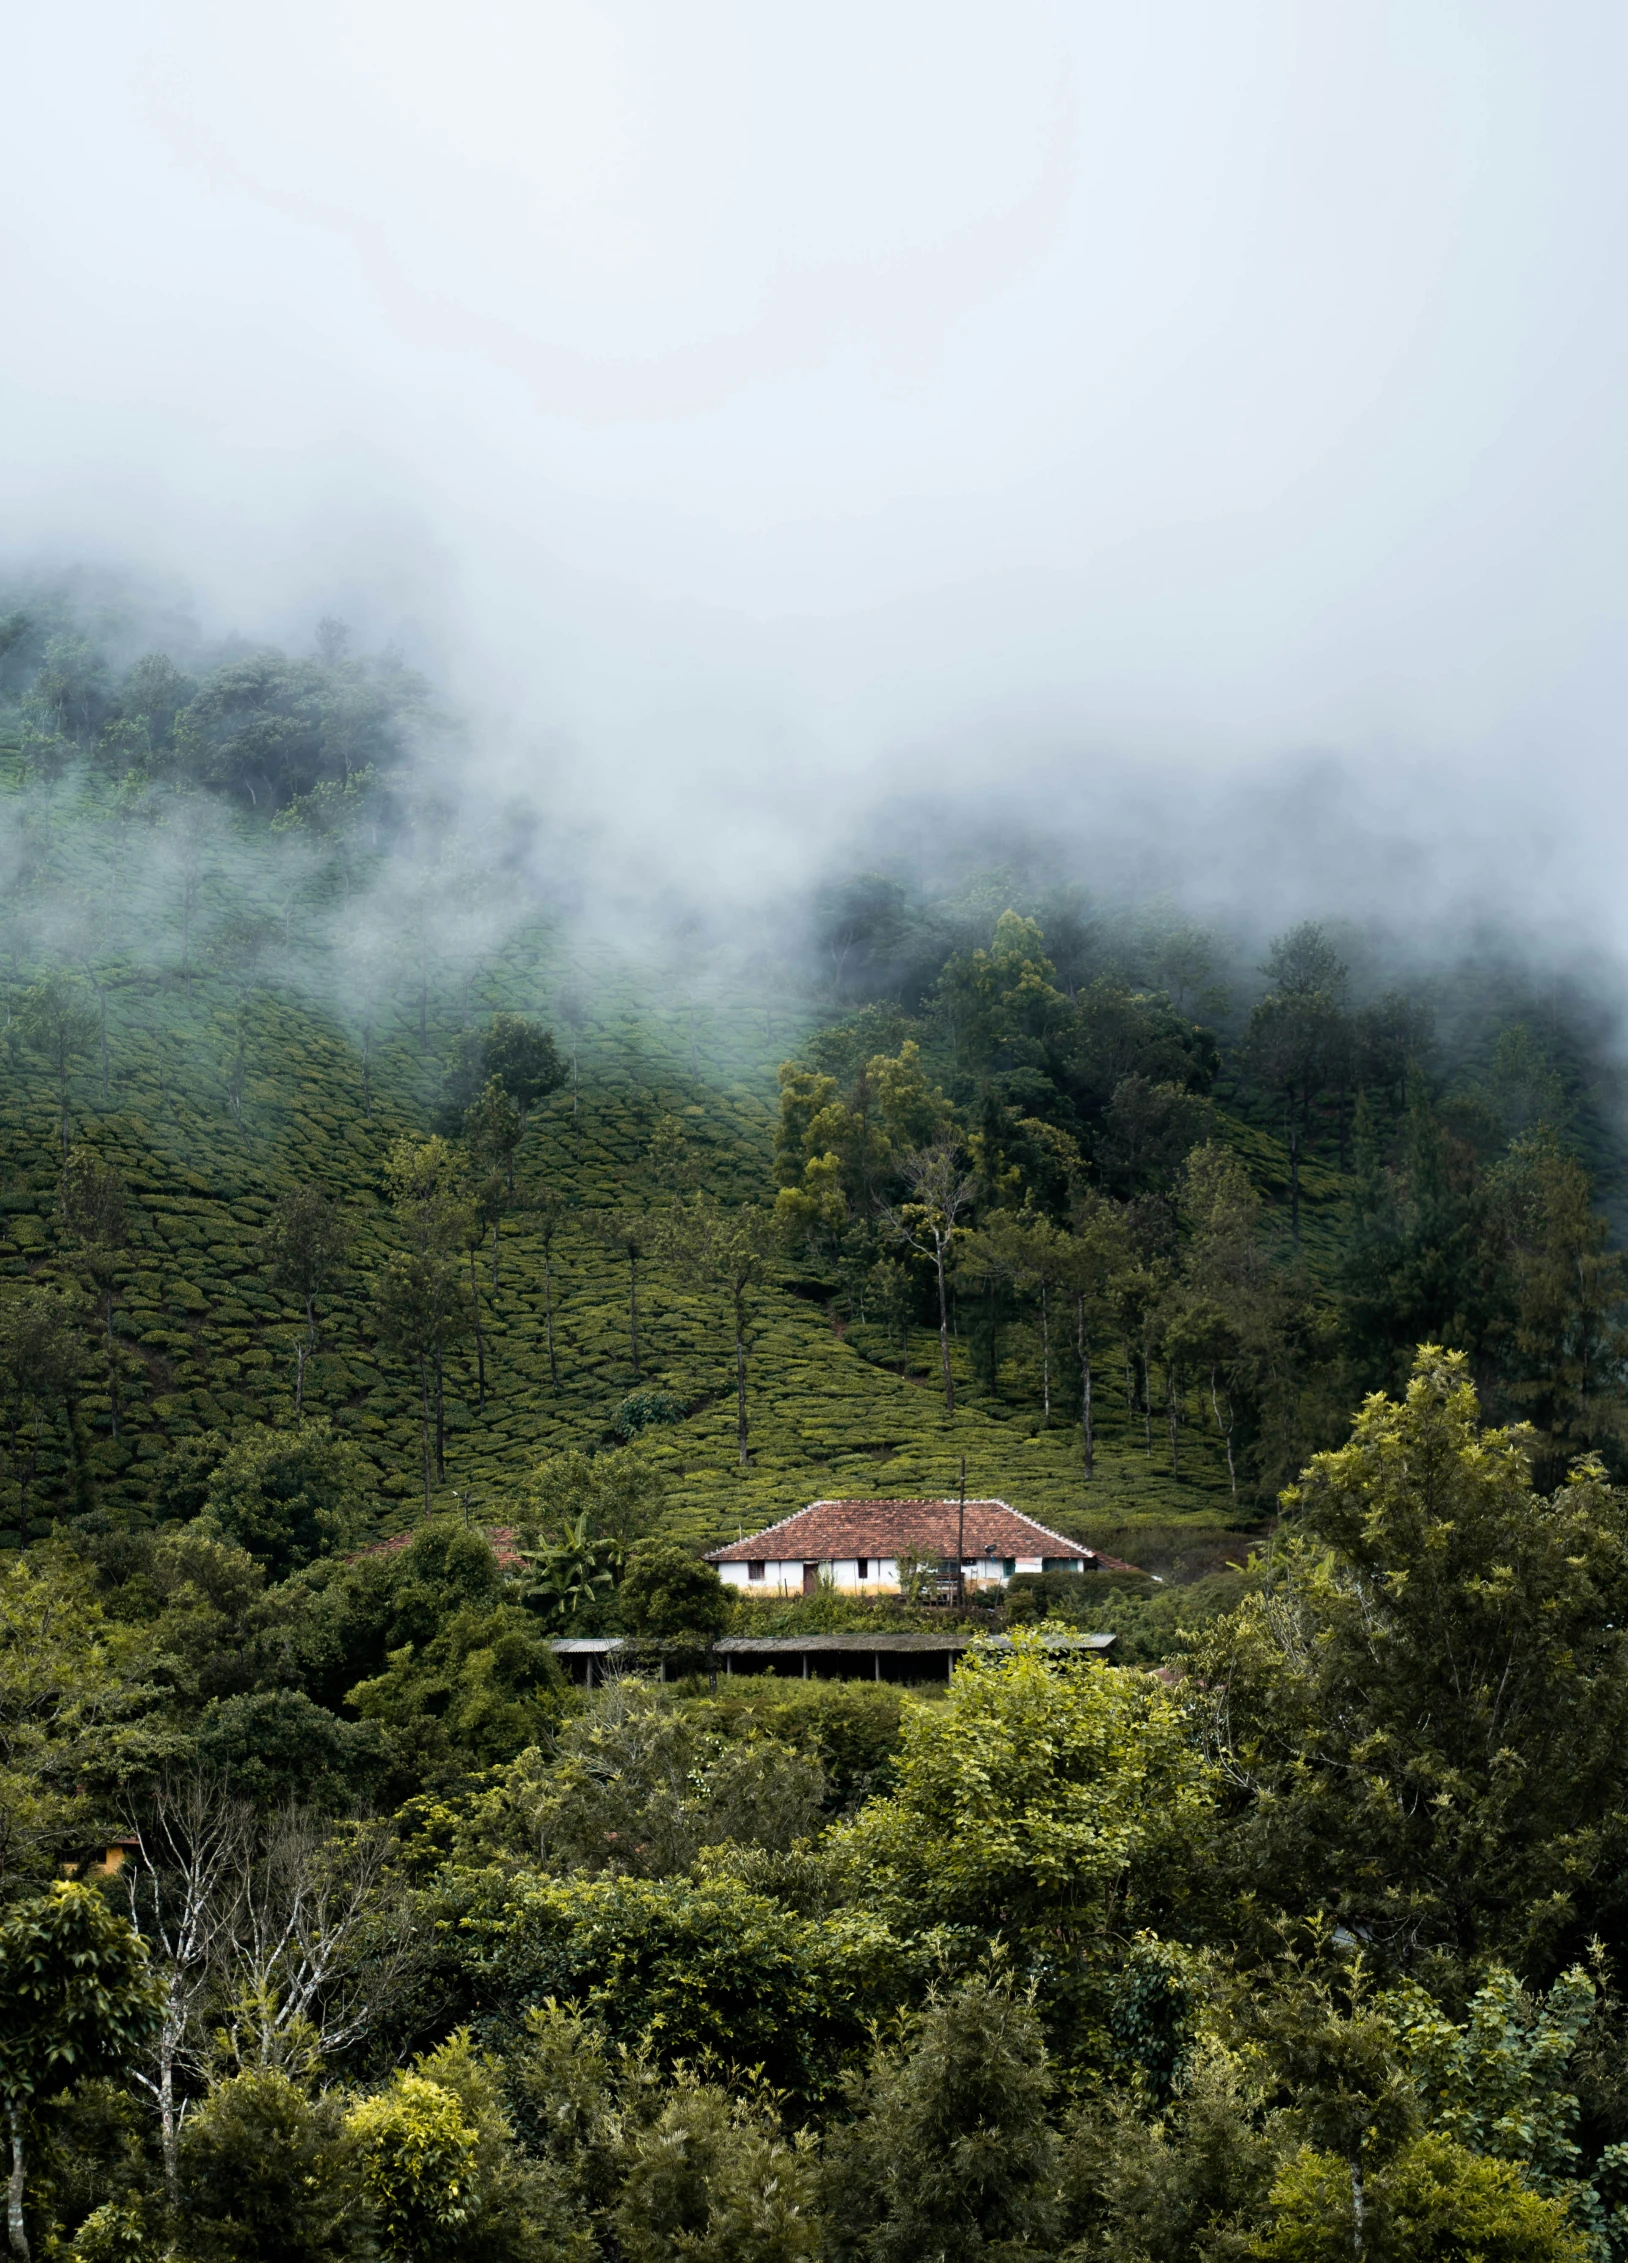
[618,1544,731,1641]
[201,1419,373,1579]
[614,1391,685,1441]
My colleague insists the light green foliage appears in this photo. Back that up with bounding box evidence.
[773,1038,951,1241]
[0,1548,147,1889]
[200,1418,371,1579]
[349,2070,482,2256]
[832,1633,1213,1940]
[1256,2135,1588,2262]
[613,2077,823,2263]
[1190,1349,1628,1969]
[1384,1965,1598,2194]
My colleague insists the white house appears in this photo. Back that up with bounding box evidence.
[705,1497,1138,1597]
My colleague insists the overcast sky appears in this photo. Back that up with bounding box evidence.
[3,2,1625,914]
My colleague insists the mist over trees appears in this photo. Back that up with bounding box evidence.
[3,578,1628,2255]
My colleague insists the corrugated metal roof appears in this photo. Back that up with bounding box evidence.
[713,1632,1117,1655]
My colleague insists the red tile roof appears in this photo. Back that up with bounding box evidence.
[706,1499,1138,1572]
[352,1525,526,1570]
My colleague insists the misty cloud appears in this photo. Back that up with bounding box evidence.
[3,3,1627,927]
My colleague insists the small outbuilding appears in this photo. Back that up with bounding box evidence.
[705,1496,1138,1597]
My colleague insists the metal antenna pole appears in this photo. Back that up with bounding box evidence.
[957,1454,966,1608]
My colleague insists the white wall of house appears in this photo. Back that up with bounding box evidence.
[718,1551,1076,1595]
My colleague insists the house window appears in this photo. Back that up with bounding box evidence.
[856,1558,870,1580]
[1002,1558,1016,1579]
[748,1561,765,1582]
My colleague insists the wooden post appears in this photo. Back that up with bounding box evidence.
[956,1455,966,1608]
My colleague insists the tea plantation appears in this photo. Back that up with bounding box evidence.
[0,771,1256,1562]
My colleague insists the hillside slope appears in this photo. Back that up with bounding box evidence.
[0,777,1250,1555]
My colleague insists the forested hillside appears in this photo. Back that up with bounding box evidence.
[7,585,1628,2260]
[3,587,1625,1561]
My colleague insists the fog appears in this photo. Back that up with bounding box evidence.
[3,1,1627,929]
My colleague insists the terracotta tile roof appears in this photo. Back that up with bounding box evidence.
[351,1525,525,1570]
[706,1499,1138,1572]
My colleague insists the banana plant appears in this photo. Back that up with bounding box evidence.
[515,1514,620,1627]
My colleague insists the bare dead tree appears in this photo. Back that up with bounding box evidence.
[216,1811,412,2077]
[121,1774,254,2201]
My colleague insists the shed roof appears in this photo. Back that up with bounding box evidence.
[705,1498,1136,1571]
[714,1632,1117,1656]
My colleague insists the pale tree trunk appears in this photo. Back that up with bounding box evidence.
[469,1250,486,1412]
[1077,1296,1094,1480]
[542,1242,558,1388]
[734,1288,749,1466]
[934,1240,954,1414]
[104,1286,120,1440]
[7,2108,27,2263]
[1039,1281,1051,1426]
[1210,1366,1237,1498]
[1167,1362,1180,1475]
[418,1357,432,1514]
[158,2036,178,2201]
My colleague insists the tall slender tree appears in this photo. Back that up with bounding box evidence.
[19,974,96,1158]
[882,1142,976,1415]
[58,1147,127,1440]
[656,1196,779,1466]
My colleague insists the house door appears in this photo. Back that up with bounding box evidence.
[802,1562,820,1595]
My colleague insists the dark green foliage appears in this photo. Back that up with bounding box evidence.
[701,1679,905,1815]
[614,1391,684,1441]
[11,594,1628,2259]
[171,2070,368,2262]
[200,1418,372,1579]
[826,1976,1062,2263]
[194,1687,382,1808]
[515,1517,619,1631]
[613,2078,822,2263]
[262,1185,350,1348]
[439,1867,921,2104]
[0,1882,160,2259]
[617,1544,730,1641]
[1190,1350,1628,1976]
[525,1681,826,1878]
